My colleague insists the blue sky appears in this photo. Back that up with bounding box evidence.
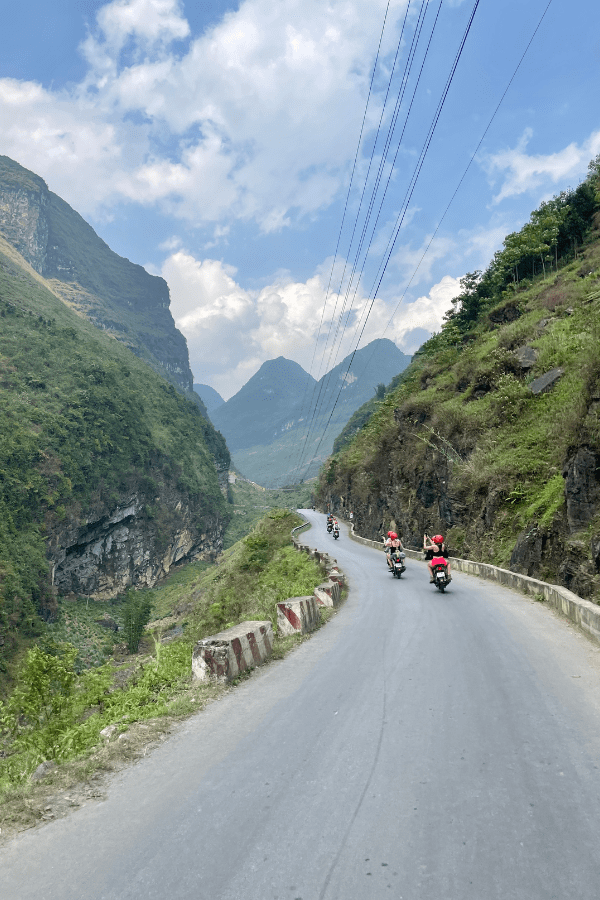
[1,0,599,398]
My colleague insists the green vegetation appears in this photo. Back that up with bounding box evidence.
[224,475,313,547]
[0,234,229,678]
[0,156,219,426]
[319,157,600,597]
[187,510,322,637]
[122,591,153,653]
[0,511,327,805]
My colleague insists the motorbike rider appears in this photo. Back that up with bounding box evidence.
[384,531,401,569]
[332,519,340,538]
[390,532,405,568]
[424,533,451,582]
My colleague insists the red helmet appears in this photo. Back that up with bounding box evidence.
[433,534,444,544]
[390,532,398,540]
[387,531,393,537]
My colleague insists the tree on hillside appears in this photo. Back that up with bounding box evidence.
[445,270,486,329]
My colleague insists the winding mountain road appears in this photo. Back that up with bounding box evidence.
[2,510,600,899]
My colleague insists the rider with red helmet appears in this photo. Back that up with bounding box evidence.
[384,530,404,569]
[383,530,395,568]
[424,533,451,582]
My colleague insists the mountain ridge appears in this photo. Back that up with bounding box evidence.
[194,383,225,412]
[213,339,411,485]
[0,155,206,413]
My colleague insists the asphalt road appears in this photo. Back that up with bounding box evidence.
[3,510,600,899]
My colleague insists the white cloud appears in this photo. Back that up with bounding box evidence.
[0,77,143,213]
[162,248,462,398]
[96,0,190,50]
[397,274,461,339]
[486,127,600,204]
[0,0,411,229]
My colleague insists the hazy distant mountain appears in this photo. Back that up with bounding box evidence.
[213,339,410,486]
[211,357,317,452]
[194,383,225,413]
[312,338,410,418]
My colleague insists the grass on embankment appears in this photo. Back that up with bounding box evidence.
[0,510,331,839]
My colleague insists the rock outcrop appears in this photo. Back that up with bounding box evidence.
[46,476,224,600]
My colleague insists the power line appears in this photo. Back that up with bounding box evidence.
[297,0,554,482]
[356,0,555,380]
[280,0,398,485]
[295,0,482,481]
[291,1,437,481]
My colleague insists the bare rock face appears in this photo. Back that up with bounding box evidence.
[563,448,600,532]
[513,346,538,369]
[529,368,564,395]
[47,480,223,600]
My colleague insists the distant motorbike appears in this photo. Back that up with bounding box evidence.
[327,522,333,533]
[431,556,450,592]
[391,549,406,578]
[333,527,340,540]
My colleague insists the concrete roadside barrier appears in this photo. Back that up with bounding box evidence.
[314,583,341,609]
[314,580,341,607]
[290,515,347,613]
[327,567,345,586]
[192,620,273,682]
[277,595,320,636]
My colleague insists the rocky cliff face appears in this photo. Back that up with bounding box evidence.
[321,437,600,601]
[46,475,224,600]
[0,178,49,272]
[0,156,194,397]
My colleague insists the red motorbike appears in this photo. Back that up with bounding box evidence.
[431,555,450,592]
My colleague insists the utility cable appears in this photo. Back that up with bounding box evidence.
[296,0,483,481]
[281,0,396,485]
[355,0,555,383]
[291,1,435,481]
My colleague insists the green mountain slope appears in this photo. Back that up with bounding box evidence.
[318,158,600,601]
[211,357,316,452]
[0,236,230,674]
[0,156,208,416]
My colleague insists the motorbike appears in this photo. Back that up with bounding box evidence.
[327,522,333,533]
[431,557,450,592]
[391,549,406,578]
[333,528,340,540]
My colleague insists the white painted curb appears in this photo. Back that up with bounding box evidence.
[315,581,342,607]
[314,582,341,609]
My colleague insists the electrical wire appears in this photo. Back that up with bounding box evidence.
[295,0,482,481]
[291,0,437,481]
[296,0,554,483]
[278,0,397,486]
